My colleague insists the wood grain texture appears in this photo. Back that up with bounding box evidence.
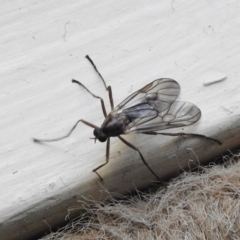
[1,0,240,239]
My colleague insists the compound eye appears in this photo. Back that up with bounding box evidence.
[98,134,107,142]
[93,128,107,142]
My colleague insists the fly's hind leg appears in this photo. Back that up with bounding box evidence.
[143,132,222,145]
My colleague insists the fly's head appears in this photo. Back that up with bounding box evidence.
[93,127,107,142]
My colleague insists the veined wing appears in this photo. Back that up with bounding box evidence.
[114,78,180,111]
[124,101,201,133]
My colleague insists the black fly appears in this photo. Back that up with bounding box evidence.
[33,55,221,181]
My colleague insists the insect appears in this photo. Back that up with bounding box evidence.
[33,55,221,181]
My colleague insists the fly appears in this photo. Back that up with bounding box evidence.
[33,55,221,181]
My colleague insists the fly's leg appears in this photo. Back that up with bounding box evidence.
[143,132,222,145]
[33,119,97,143]
[118,136,162,181]
[85,55,114,110]
[92,138,110,181]
[72,54,115,117]
[72,79,108,118]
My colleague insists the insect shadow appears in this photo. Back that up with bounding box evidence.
[33,55,221,181]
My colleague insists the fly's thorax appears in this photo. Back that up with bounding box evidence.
[100,113,128,137]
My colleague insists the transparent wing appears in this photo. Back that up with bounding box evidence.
[124,101,201,133]
[114,78,180,111]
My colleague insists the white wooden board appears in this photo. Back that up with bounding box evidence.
[1,0,240,239]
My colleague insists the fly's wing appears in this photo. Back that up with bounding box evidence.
[114,78,180,111]
[124,101,201,133]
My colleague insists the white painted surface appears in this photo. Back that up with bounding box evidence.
[1,0,240,239]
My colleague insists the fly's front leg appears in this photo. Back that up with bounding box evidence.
[93,137,110,181]
[33,119,97,143]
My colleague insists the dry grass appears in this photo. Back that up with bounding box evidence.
[41,152,240,240]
